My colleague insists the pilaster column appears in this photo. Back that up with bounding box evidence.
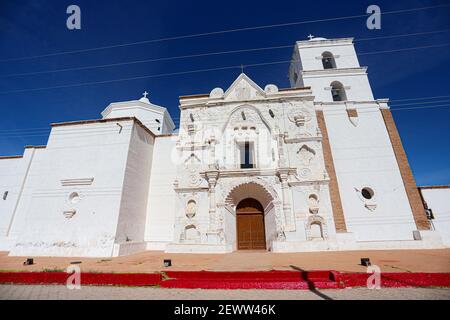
[278,168,294,230]
[277,134,287,167]
[205,170,219,230]
[208,136,217,170]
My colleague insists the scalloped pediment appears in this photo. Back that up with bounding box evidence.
[223,73,265,101]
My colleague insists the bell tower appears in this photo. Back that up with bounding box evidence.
[288,37,374,102]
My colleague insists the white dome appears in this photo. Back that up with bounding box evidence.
[309,37,327,41]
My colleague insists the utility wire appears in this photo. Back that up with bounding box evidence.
[390,94,450,102]
[0,3,449,62]
[2,29,450,78]
[1,42,449,94]
[1,101,449,136]
[391,104,450,111]
[390,99,450,107]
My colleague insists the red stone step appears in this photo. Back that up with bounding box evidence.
[161,270,339,289]
[1,270,448,289]
[0,272,162,286]
[164,270,336,281]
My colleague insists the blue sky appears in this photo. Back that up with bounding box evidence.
[0,0,449,186]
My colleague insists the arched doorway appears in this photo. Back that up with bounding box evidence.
[236,198,266,250]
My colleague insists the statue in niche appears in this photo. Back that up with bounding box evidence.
[298,145,315,165]
[186,200,197,218]
[308,194,319,214]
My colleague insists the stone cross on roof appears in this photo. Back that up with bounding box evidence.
[139,91,150,104]
[307,34,314,40]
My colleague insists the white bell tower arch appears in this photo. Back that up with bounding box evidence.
[288,37,374,102]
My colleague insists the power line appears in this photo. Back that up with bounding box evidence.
[355,29,450,42]
[390,94,450,102]
[1,3,449,62]
[2,104,449,139]
[390,99,450,107]
[1,42,449,95]
[0,45,294,78]
[0,65,241,94]
[1,101,449,137]
[3,29,450,78]
[391,104,450,111]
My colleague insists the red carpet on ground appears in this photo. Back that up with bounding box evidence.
[0,270,449,289]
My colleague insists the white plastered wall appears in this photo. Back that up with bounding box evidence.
[7,120,137,257]
[0,154,33,250]
[322,103,417,241]
[144,135,178,250]
[420,188,450,246]
[114,124,155,255]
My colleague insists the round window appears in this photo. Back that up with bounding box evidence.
[361,187,374,200]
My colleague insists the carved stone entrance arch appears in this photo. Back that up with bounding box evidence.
[222,177,286,243]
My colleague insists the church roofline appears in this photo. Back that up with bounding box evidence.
[223,73,265,99]
[51,117,156,138]
[101,100,167,117]
[295,37,354,48]
[279,86,311,92]
[418,185,450,190]
[179,93,210,99]
[0,155,23,160]
[101,99,176,130]
[179,82,313,107]
[156,133,176,138]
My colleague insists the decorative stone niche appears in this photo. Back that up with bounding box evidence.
[180,224,201,243]
[185,200,197,219]
[308,194,320,214]
[310,222,324,240]
[305,215,328,241]
[298,145,315,165]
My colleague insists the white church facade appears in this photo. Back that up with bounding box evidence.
[1,37,449,257]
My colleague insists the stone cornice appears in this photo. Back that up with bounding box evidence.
[288,178,330,187]
[179,93,315,110]
[200,167,297,179]
[314,99,390,110]
[295,37,354,48]
[174,186,209,193]
[301,67,367,78]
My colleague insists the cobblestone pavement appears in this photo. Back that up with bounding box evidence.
[0,285,449,300]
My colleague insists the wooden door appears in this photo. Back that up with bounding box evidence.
[236,198,266,250]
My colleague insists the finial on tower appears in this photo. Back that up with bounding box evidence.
[307,34,314,40]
